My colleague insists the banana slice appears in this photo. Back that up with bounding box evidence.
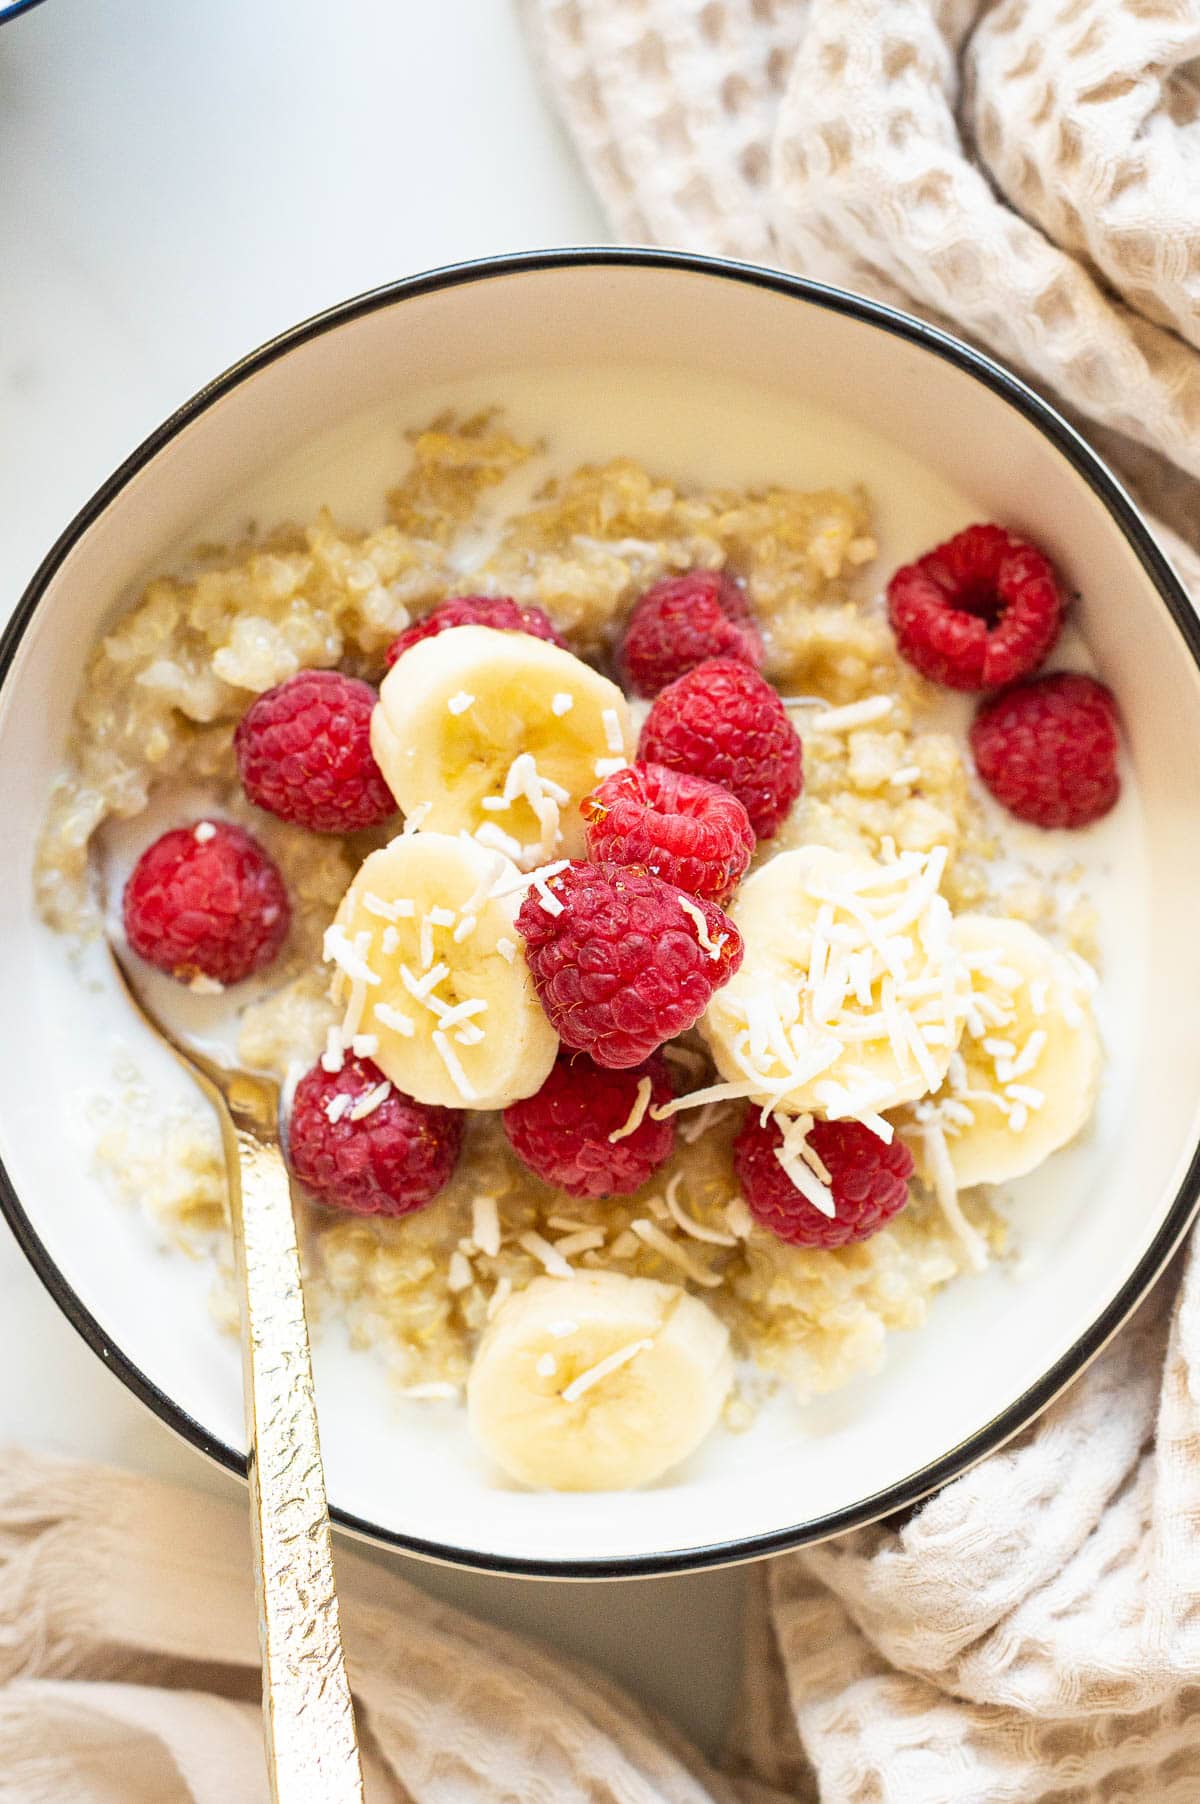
[701,844,969,1124]
[467,1272,732,1491]
[327,831,558,1111]
[914,915,1100,1188]
[372,625,634,866]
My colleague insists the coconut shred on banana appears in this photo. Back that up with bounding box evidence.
[43,414,1117,1496]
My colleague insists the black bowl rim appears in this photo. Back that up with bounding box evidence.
[3,246,1198,1580]
[0,0,48,23]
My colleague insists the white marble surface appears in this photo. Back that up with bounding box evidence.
[0,0,747,1757]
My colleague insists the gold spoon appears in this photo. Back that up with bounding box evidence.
[107,939,365,1804]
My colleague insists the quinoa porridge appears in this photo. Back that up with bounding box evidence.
[36,375,1118,1491]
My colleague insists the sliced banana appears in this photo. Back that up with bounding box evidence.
[701,844,969,1124]
[912,915,1100,1188]
[327,831,558,1111]
[467,1272,732,1491]
[372,625,634,866]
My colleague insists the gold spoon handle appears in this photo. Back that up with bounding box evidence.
[228,1128,365,1804]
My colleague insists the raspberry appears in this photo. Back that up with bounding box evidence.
[123,821,290,986]
[969,671,1120,829]
[887,523,1065,691]
[581,761,755,906]
[288,1055,463,1217]
[385,595,567,666]
[733,1111,914,1249]
[235,669,396,833]
[619,570,762,698]
[517,861,742,1069]
[503,1051,675,1198]
[638,658,802,839]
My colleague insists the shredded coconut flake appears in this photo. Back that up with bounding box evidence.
[495,936,517,965]
[188,973,224,995]
[553,1227,607,1257]
[723,1195,755,1239]
[453,914,477,944]
[601,706,625,753]
[402,801,432,836]
[536,1353,558,1378]
[373,1001,415,1036]
[560,1337,653,1403]
[193,820,217,844]
[447,1249,473,1292]
[472,1195,501,1258]
[351,1034,379,1058]
[324,1092,352,1124]
[810,694,894,733]
[475,822,525,861]
[323,923,381,987]
[551,692,574,716]
[608,1076,653,1143]
[447,690,475,715]
[400,961,449,1003]
[532,872,565,915]
[348,1079,391,1121]
[678,895,727,960]
[518,1230,574,1278]
[486,1276,512,1320]
[664,1173,738,1246]
[363,892,415,922]
[321,1025,345,1073]
[432,1029,477,1101]
[631,1219,722,1287]
[923,1120,989,1272]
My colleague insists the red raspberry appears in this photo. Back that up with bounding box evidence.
[887,523,1065,691]
[970,671,1120,829]
[517,861,742,1069]
[619,570,762,697]
[638,658,802,839]
[288,1055,463,1218]
[581,761,755,906]
[235,669,396,833]
[123,821,290,986]
[503,1051,675,1198]
[385,594,567,666]
[733,1111,914,1249]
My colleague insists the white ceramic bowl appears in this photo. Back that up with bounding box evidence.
[3,250,1200,1577]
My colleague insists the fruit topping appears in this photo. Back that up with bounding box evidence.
[581,761,755,905]
[733,1108,913,1248]
[503,1050,675,1198]
[886,523,1065,691]
[969,672,1119,828]
[123,821,290,987]
[638,657,802,839]
[288,1053,462,1216]
[235,669,396,833]
[619,569,762,697]
[386,594,566,666]
[517,861,742,1069]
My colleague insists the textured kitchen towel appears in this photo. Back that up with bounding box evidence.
[515,3,1200,1799]
[0,1445,763,1804]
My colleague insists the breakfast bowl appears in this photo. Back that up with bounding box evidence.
[3,248,1200,1576]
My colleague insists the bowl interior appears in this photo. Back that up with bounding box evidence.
[3,257,1200,1573]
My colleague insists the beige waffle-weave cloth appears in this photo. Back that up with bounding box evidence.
[0,1445,759,1804]
[513,2,1200,1798]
